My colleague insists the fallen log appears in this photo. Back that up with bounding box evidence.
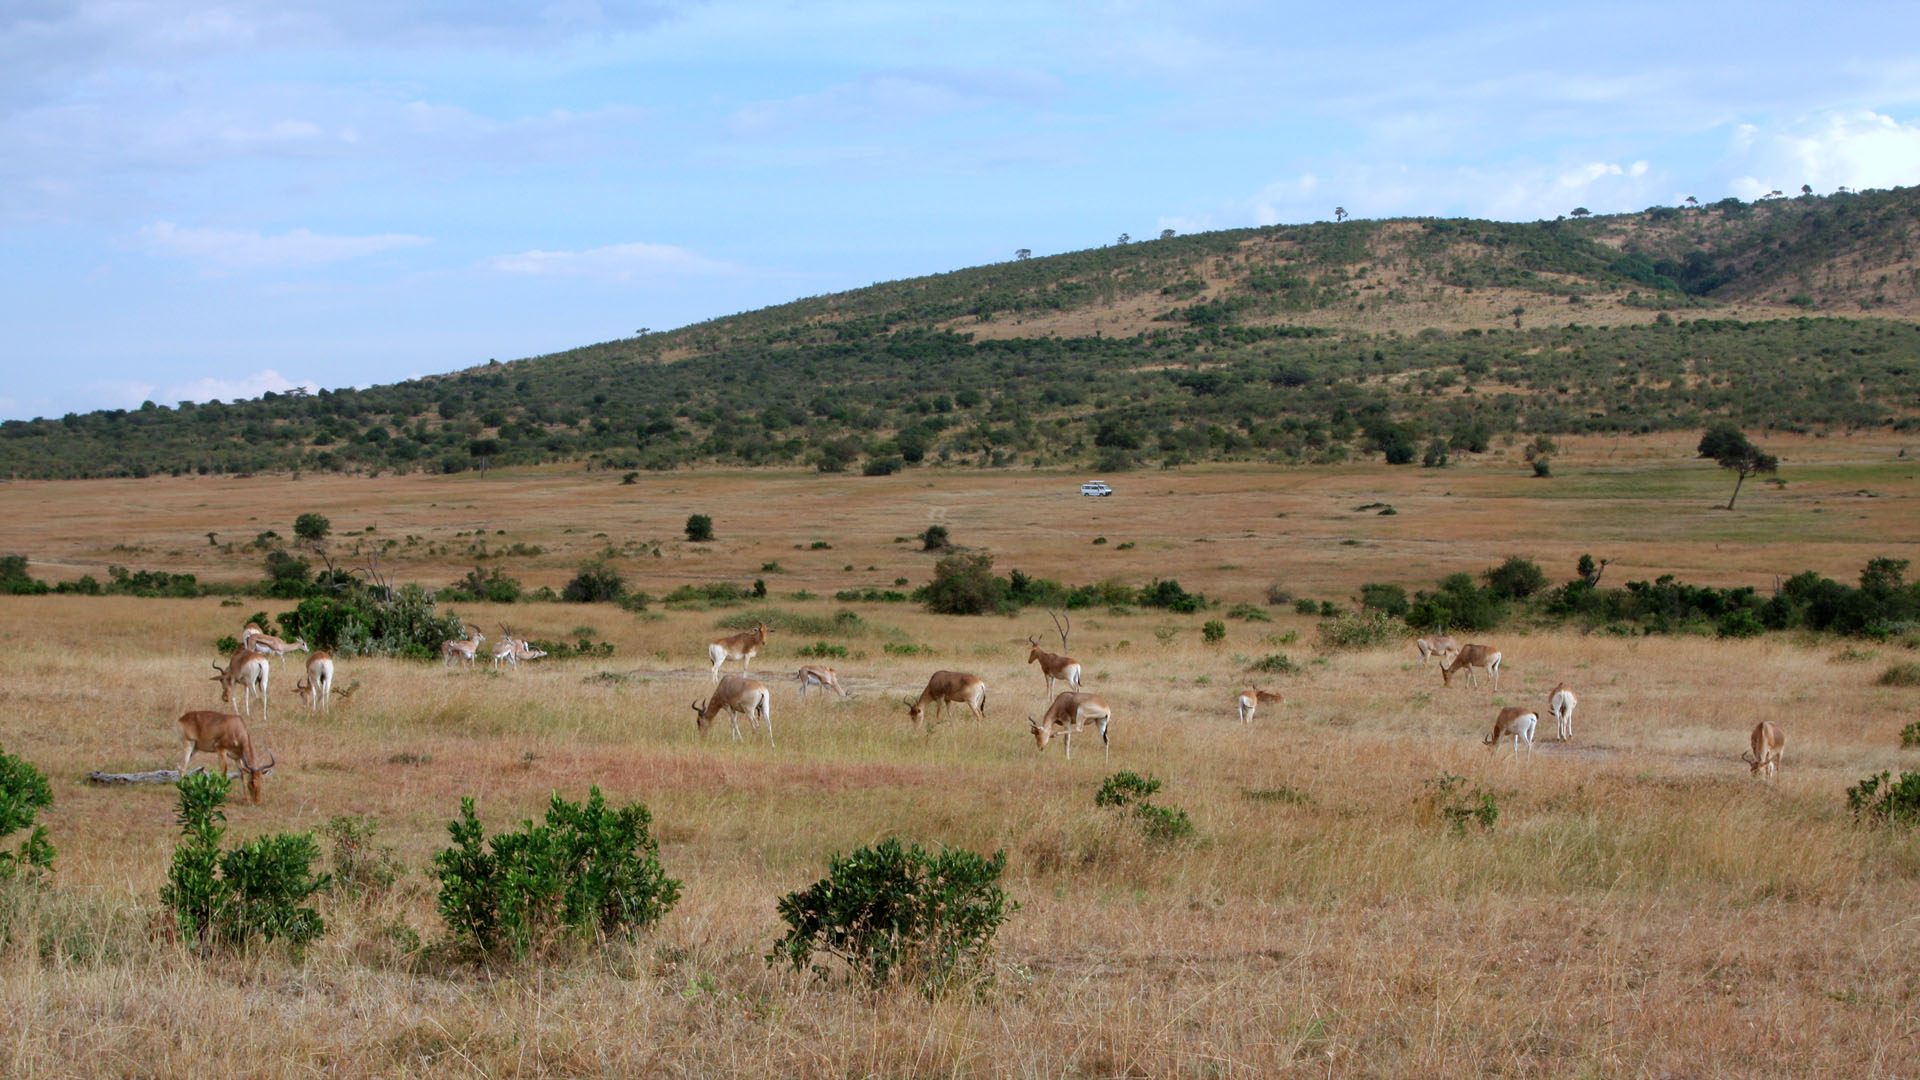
[87,766,234,785]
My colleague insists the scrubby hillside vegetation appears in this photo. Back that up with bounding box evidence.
[7,188,1920,480]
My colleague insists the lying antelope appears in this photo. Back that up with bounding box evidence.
[175,710,276,804]
[1416,634,1460,665]
[692,675,774,746]
[1483,706,1537,761]
[1235,688,1282,724]
[1026,636,1082,698]
[1743,721,1784,779]
[442,627,486,667]
[1548,682,1578,741]
[796,665,850,699]
[1029,691,1114,762]
[1440,644,1503,689]
[243,630,307,669]
[709,622,772,682]
[292,651,334,712]
[905,671,987,725]
[211,649,270,719]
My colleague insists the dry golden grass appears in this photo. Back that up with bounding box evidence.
[3,444,1920,1077]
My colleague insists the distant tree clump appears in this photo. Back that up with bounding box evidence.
[1698,424,1779,509]
[293,514,331,545]
[685,514,714,542]
[922,553,1008,616]
[562,562,626,604]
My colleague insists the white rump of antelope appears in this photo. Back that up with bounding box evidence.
[1440,644,1502,689]
[692,675,774,745]
[1743,721,1784,778]
[1548,683,1578,741]
[1029,691,1113,762]
[1483,706,1537,761]
[175,710,276,804]
[1235,688,1281,724]
[709,622,772,682]
[1416,634,1459,665]
[796,665,849,699]
[292,651,335,711]
[905,671,987,725]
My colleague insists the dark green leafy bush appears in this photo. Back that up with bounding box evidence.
[1094,770,1197,842]
[1317,611,1408,650]
[1425,774,1499,835]
[0,746,54,881]
[160,772,328,952]
[1847,771,1920,826]
[277,584,465,659]
[685,514,714,542]
[562,562,626,603]
[921,552,1009,615]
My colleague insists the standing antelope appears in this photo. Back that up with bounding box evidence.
[796,665,850,699]
[708,622,772,682]
[1026,636,1082,698]
[211,649,270,719]
[442,627,486,668]
[1743,721,1784,778]
[692,675,774,745]
[1483,706,1537,761]
[175,711,276,804]
[243,630,308,669]
[1235,688,1282,724]
[1416,634,1460,665]
[1548,682,1578,741]
[1440,644,1503,689]
[1029,691,1114,762]
[905,671,988,725]
[292,651,334,712]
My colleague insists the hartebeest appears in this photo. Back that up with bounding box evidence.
[1743,721,1784,778]
[708,622,772,682]
[175,710,276,804]
[1026,637,1082,698]
[692,675,774,745]
[1235,688,1282,724]
[211,649,270,719]
[1416,634,1460,665]
[1548,682,1578,741]
[441,626,486,667]
[796,665,849,699]
[292,651,334,712]
[905,671,987,725]
[1029,691,1114,762]
[1483,706,1537,761]
[1440,644,1503,689]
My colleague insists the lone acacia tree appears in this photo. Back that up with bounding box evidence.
[1698,423,1778,510]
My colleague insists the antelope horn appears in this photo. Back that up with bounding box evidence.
[243,752,277,775]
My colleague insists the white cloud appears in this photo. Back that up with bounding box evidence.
[135,222,431,268]
[483,241,735,281]
[1725,110,1920,196]
[161,369,314,406]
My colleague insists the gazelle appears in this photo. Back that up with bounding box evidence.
[708,622,772,682]
[292,651,335,712]
[1028,691,1114,762]
[1483,706,1537,761]
[905,671,987,725]
[1026,636,1082,698]
[442,627,486,667]
[692,675,774,745]
[1548,682,1578,741]
[243,630,307,669]
[1440,644,1503,689]
[1235,688,1282,724]
[796,665,850,699]
[1743,721,1784,778]
[175,710,276,804]
[1416,634,1460,665]
[211,649,270,719]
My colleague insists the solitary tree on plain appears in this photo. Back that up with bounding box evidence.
[1570,206,1591,218]
[293,513,331,546]
[1159,228,1176,240]
[1698,424,1778,510]
[1015,248,1031,261]
[1334,206,1347,222]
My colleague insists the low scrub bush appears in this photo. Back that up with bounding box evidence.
[796,641,849,659]
[323,815,403,897]
[664,581,752,608]
[1250,653,1300,675]
[562,562,627,603]
[717,608,865,637]
[1847,771,1920,826]
[1358,583,1409,617]
[1094,771,1197,843]
[277,584,466,660]
[1880,663,1920,687]
[1901,720,1920,748]
[160,773,328,953]
[1202,619,1226,644]
[1317,611,1409,650]
[1225,603,1271,622]
[1424,774,1499,835]
[0,746,55,882]
[835,588,910,603]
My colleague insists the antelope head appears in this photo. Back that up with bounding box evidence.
[691,698,713,732]
[1027,717,1050,751]
[238,752,276,804]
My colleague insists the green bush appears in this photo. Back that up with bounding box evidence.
[294,513,331,544]
[920,525,950,552]
[685,514,714,542]
[1424,774,1499,835]
[433,788,681,960]
[1094,771,1196,843]
[277,584,466,659]
[160,772,328,952]
[1358,583,1410,616]
[1900,720,1920,748]
[922,552,1009,615]
[0,746,54,882]
[1881,663,1920,687]
[796,641,849,659]
[1482,556,1548,600]
[1250,653,1299,675]
[770,838,1014,993]
[1317,611,1408,650]
[1847,771,1920,826]
[562,562,627,604]
[1139,578,1205,613]
[1202,619,1226,644]
[1717,608,1766,639]
[1293,597,1318,615]
[1225,603,1271,622]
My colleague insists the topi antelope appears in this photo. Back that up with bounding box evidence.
[1029,691,1114,762]
[1235,688,1282,724]
[1548,682,1578,741]
[175,710,276,804]
[905,671,987,725]
[1440,644,1503,689]
[708,622,772,682]
[692,675,774,745]
[1743,721,1784,778]
[1483,706,1537,762]
[292,651,334,712]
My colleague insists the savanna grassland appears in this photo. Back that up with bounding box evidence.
[4,437,1920,1078]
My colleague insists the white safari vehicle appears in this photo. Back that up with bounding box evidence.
[1080,480,1114,497]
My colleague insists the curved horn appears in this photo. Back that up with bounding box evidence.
[243,752,277,775]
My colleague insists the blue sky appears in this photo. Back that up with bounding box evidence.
[5,0,1920,420]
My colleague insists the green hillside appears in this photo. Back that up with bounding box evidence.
[7,188,1920,480]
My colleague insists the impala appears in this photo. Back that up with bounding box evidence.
[796,665,850,699]
[1743,721,1784,778]
[1483,706,1537,761]
[211,649,270,719]
[292,651,334,712]
[1235,688,1282,724]
[243,630,308,669]
[905,671,987,724]
[1440,644,1503,689]
[692,675,774,745]
[1029,691,1114,762]
[708,622,772,682]
[1026,636,1082,698]
[1548,682,1578,741]
[441,627,486,667]
[175,710,276,804]
[1415,634,1460,665]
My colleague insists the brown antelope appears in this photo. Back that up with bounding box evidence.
[211,649,270,719]
[708,622,772,682]
[1548,682,1578,741]
[1440,644,1503,689]
[441,626,486,667]
[1235,688,1282,724]
[1416,634,1459,665]
[1743,721,1784,778]
[1026,637,1082,698]
[905,671,987,724]
[692,675,774,745]
[1028,691,1114,762]
[1483,706,1537,761]
[175,710,276,804]
[242,629,307,669]
[491,628,545,669]
[796,665,849,699]
[292,651,334,712]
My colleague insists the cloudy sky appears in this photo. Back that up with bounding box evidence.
[5,1,1920,420]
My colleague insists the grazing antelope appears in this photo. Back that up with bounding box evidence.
[1028,691,1114,762]
[442,626,486,667]
[1743,721,1784,779]
[796,665,849,699]
[905,671,988,725]
[243,630,307,669]
[491,633,524,669]
[1026,636,1082,698]
[1483,706,1537,761]
[1440,644,1503,689]
[1235,688,1282,724]
[1416,634,1460,665]
[175,710,276,804]
[292,651,334,712]
[692,675,774,745]
[1548,682,1578,741]
[211,650,270,719]
[708,622,772,682]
